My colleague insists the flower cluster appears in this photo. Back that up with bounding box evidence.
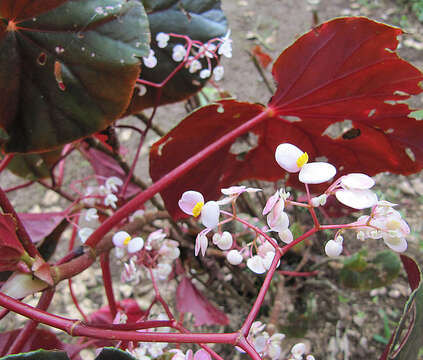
[149,31,232,82]
[78,176,124,243]
[117,229,180,283]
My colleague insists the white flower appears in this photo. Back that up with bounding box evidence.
[275,143,336,184]
[218,31,232,58]
[156,32,169,48]
[188,58,202,73]
[78,227,94,243]
[84,208,98,221]
[153,263,172,281]
[143,49,157,68]
[113,231,144,253]
[263,190,289,232]
[325,236,343,257]
[105,176,123,193]
[279,228,293,244]
[172,44,186,62]
[195,233,209,257]
[311,194,327,207]
[199,69,211,79]
[178,191,220,229]
[213,65,224,81]
[212,231,233,250]
[104,193,118,208]
[335,173,378,209]
[291,343,306,359]
[247,252,276,274]
[218,185,261,205]
[199,43,217,58]
[226,249,243,265]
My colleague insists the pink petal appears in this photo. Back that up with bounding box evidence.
[262,191,279,215]
[179,191,204,215]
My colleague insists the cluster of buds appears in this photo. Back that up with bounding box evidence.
[141,31,232,83]
[114,228,180,283]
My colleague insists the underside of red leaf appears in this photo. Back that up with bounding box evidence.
[150,17,423,218]
[176,277,229,327]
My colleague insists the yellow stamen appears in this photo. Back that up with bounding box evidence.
[123,236,131,246]
[296,152,309,168]
[192,201,204,217]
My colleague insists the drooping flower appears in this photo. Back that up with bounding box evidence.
[275,143,336,184]
[325,236,343,257]
[105,176,123,193]
[104,193,118,208]
[212,231,233,250]
[172,44,187,62]
[156,32,170,48]
[226,249,243,265]
[78,227,94,243]
[356,201,409,252]
[213,65,224,81]
[113,231,144,253]
[84,208,99,221]
[218,185,261,205]
[188,58,202,73]
[142,49,158,68]
[199,68,211,79]
[263,190,289,232]
[334,173,378,209]
[178,191,220,229]
[218,31,232,58]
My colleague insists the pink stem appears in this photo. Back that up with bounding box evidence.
[4,181,34,193]
[100,251,118,318]
[85,109,271,249]
[6,288,55,355]
[0,154,14,173]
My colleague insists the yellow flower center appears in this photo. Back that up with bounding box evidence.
[192,201,204,218]
[123,235,132,246]
[296,152,309,168]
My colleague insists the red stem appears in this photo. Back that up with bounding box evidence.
[0,154,14,173]
[0,186,40,258]
[68,278,88,322]
[4,181,34,193]
[278,270,319,277]
[6,288,55,355]
[100,251,118,318]
[85,109,271,249]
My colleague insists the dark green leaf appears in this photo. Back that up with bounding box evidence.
[2,149,62,180]
[95,348,136,360]
[126,0,228,113]
[339,250,401,290]
[0,0,150,153]
[0,351,68,360]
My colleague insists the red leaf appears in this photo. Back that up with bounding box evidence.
[88,299,145,325]
[81,147,141,199]
[150,18,423,218]
[18,212,66,244]
[176,277,229,326]
[251,45,272,69]
[0,214,25,271]
[0,328,80,357]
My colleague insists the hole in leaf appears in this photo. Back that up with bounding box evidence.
[229,132,259,161]
[405,148,416,162]
[322,119,352,139]
[315,156,329,162]
[368,109,376,117]
[342,128,361,140]
[279,115,301,123]
[217,105,224,113]
[394,90,409,97]
[37,53,47,66]
[384,128,394,134]
[54,61,65,91]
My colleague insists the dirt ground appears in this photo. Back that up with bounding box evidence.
[2,0,423,359]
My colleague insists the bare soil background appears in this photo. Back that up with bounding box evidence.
[1,1,423,359]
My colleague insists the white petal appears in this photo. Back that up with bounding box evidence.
[383,236,408,253]
[247,255,266,274]
[78,227,94,243]
[221,185,246,195]
[341,173,375,189]
[226,250,243,265]
[262,191,280,215]
[275,143,303,173]
[299,162,336,184]
[178,191,204,215]
[335,189,378,209]
[325,240,343,257]
[215,231,233,250]
[195,234,206,256]
[201,201,220,228]
[113,231,130,248]
[128,237,144,253]
[291,343,306,357]
[278,229,293,244]
[267,205,289,232]
[262,251,276,270]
